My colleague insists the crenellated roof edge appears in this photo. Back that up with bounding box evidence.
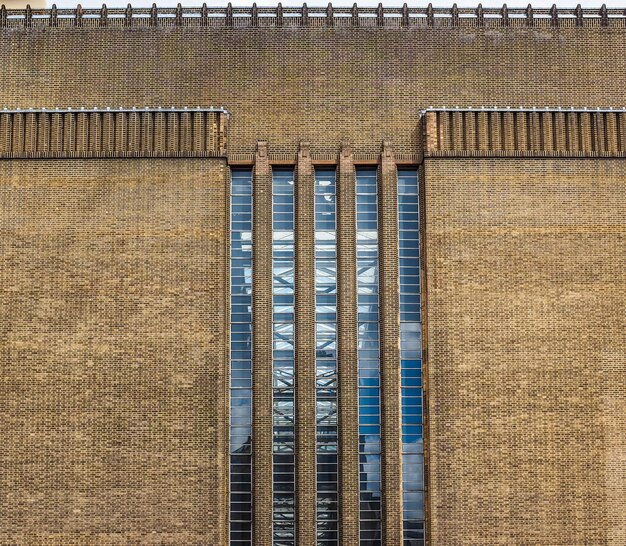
[0,3,624,30]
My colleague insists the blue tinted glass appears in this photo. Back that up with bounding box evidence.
[355,167,383,543]
[397,167,424,541]
[230,168,253,543]
[272,168,296,544]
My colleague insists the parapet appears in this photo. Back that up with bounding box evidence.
[0,107,228,158]
[424,108,626,158]
[0,3,624,30]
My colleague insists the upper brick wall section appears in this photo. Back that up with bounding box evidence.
[424,109,626,157]
[0,108,228,158]
[1,3,624,30]
[3,6,626,154]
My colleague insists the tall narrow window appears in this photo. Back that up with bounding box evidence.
[230,168,254,546]
[356,167,382,546]
[272,168,296,546]
[397,168,425,546]
[314,168,339,546]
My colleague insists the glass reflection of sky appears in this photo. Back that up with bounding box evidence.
[398,168,424,546]
[272,168,296,546]
[356,167,382,546]
[230,168,254,546]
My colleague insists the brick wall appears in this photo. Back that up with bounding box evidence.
[2,18,626,546]
[3,27,626,154]
[0,158,229,544]
[295,143,317,546]
[421,157,626,544]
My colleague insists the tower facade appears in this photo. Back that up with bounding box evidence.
[1,5,625,545]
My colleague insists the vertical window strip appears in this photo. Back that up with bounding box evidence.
[272,168,296,546]
[230,168,254,546]
[356,168,382,546]
[397,168,425,546]
[314,168,339,546]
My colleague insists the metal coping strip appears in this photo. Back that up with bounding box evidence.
[1,107,230,116]
[422,107,626,113]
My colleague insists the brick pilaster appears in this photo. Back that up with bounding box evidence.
[295,141,317,546]
[253,140,274,546]
[337,141,360,545]
[378,140,403,545]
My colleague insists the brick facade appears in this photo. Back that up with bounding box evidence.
[2,9,626,546]
[336,143,359,546]
[0,158,228,544]
[4,20,626,156]
[295,143,317,546]
[422,157,626,544]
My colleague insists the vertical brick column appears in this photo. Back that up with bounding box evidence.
[253,141,274,546]
[418,162,431,544]
[220,161,231,546]
[295,141,317,546]
[337,142,360,545]
[378,140,403,545]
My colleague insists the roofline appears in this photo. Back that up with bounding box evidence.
[0,3,623,30]
[0,107,230,117]
[1,4,623,13]
[422,107,626,114]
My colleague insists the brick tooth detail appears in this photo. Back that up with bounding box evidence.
[0,109,227,159]
[424,109,626,158]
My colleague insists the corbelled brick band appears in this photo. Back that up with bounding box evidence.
[377,140,403,545]
[0,109,227,158]
[295,141,316,546]
[336,142,360,546]
[252,141,273,546]
[425,109,626,157]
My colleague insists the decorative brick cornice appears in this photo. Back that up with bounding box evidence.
[0,108,228,159]
[1,3,624,30]
[227,152,420,165]
[424,108,626,158]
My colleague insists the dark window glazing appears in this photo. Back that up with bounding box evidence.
[273,168,296,546]
[230,168,254,546]
[397,168,424,546]
[356,168,382,546]
[314,168,338,546]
